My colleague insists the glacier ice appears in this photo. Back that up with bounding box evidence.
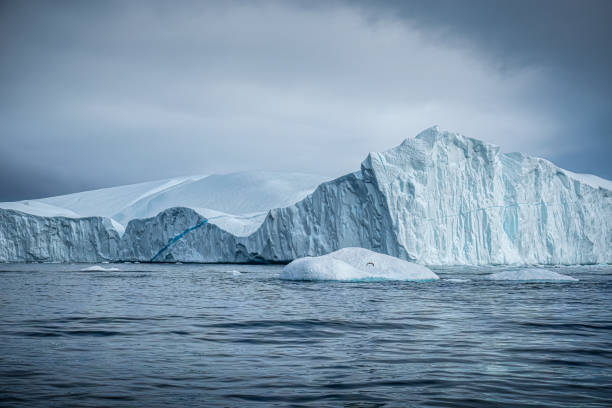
[0,171,328,237]
[280,247,439,281]
[1,127,610,265]
[234,126,609,265]
[0,210,120,263]
[81,265,120,272]
[488,269,578,282]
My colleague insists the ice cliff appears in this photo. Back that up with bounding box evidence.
[1,127,610,264]
[0,210,120,262]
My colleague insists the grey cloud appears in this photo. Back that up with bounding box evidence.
[0,0,610,201]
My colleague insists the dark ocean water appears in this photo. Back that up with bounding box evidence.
[1,263,611,407]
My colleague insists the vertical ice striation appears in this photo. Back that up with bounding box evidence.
[0,210,120,262]
[1,127,610,264]
[364,127,611,264]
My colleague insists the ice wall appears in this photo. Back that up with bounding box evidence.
[0,209,120,262]
[2,127,610,265]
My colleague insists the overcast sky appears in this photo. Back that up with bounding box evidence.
[1,0,611,201]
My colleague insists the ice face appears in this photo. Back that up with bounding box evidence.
[242,126,611,265]
[81,265,120,272]
[1,127,610,265]
[280,247,439,281]
[487,269,578,282]
[0,171,329,237]
[0,209,120,263]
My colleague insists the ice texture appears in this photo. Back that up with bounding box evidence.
[1,127,610,264]
[248,126,611,265]
[488,269,578,282]
[0,210,120,263]
[81,265,120,272]
[0,171,328,237]
[280,247,439,281]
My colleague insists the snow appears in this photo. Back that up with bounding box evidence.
[0,171,328,237]
[81,265,120,272]
[488,269,578,282]
[1,127,610,265]
[0,201,81,218]
[280,247,439,281]
[236,126,610,265]
[564,170,612,191]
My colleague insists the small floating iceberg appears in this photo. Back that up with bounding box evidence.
[487,269,578,282]
[280,247,439,281]
[81,265,120,272]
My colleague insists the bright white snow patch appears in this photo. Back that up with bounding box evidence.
[488,269,578,282]
[565,170,612,191]
[81,265,120,272]
[281,247,439,281]
[0,201,81,218]
[0,171,328,237]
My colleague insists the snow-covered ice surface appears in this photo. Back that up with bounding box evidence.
[81,265,120,272]
[1,127,610,264]
[281,247,439,281]
[235,126,611,265]
[0,171,328,237]
[488,269,578,282]
[564,170,612,191]
[0,201,81,218]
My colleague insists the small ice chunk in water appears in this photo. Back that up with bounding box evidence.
[81,265,120,272]
[281,247,439,281]
[488,269,578,282]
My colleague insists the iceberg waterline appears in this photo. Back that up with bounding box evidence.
[487,269,578,282]
[1,127,610,265]
[81,265,120,272]
[280,247,439,281]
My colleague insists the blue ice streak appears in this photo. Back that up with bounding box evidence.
[150,218,209,262]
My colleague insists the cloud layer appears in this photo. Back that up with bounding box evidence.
[1,0,610,200]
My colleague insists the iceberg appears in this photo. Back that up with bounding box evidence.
[1,127,610,265]
[488,269,578,282]
[0,171,329,237]
[81,265,120,272]
[280,247,439,281]
[0,172,328,262]
[0,210,120,263]
[239,126,610,265]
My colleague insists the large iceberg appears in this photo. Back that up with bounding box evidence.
[281,247,439,281]
[0,171,328,237]
[245,127,611,265]
[1,127,610,265]
[0,172,327,262]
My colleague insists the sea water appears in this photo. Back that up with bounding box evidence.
[1,263,611,407]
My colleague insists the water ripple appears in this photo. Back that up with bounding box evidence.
[0,263,610,407]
